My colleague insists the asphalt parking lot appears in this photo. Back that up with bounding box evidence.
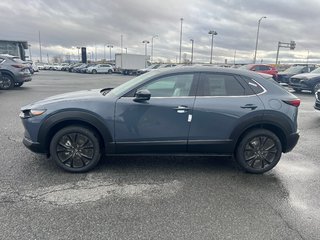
[0,71,319,240]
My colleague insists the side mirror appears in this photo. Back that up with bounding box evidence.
[134,89,151,102]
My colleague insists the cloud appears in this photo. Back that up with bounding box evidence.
[0,0,318,63]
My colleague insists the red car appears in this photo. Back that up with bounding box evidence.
[240,64,278,80]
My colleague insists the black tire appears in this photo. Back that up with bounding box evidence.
[235,129,282,174]
[92,69,97,74]
[15,82,24,87]
[293,88,301,93]
[0,74,15,90]
[108,69,112,74]
[50,126,102,173]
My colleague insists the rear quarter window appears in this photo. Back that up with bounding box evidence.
[240,76,265,94]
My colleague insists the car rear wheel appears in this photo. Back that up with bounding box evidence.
[235,129,282,174]
[92,69,97,74]
[0,74,15,90]
[50,126,102,173]
[293,88,301,93]
[108,69,112,74]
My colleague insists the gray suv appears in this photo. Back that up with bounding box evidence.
[0,54,32,89]
[20,67,300,174]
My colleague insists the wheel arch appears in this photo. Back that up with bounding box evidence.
[38,110,114,155]
[233,122,287,154]
[0,70,15,79]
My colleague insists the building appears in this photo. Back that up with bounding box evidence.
[0,40,28,60]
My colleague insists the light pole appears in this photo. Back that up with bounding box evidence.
[179,18,183,64]
[142,40,150,68]
[125,48,128,54]
[253,16,267,64]
[107,45,113,61]
[208,30,218,64]
[28,44,32,61]
[151,35,158,63]
[104,44,107,60]
[190,39,194,64]
[38,31,42,63]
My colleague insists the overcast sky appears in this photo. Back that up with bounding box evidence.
[0,0,319,64]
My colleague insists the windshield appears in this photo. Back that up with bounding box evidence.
[109,70,161,96]
[283,66,305,74]
[311,67,320,73]
[239,65,251,70]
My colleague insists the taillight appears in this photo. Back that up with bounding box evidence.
[283,99,301,107]
[11,64,25,68]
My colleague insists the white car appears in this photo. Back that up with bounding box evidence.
[86,64,114,74]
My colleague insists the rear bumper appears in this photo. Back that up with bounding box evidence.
[284,132,299,153]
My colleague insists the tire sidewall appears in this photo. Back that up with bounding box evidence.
[0,74,15,90]
[235,129,282,174]
[50,126,101,173]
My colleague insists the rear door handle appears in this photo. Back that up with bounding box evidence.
[241,104,258,110]
[173,105,190,113]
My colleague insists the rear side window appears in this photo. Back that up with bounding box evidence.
[241,76,265,94]
[198,73,245,96]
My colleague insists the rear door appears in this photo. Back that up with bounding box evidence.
[188,73,265,154]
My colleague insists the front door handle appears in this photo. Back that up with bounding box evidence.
[241,104,258,110]
[173,105,190,113]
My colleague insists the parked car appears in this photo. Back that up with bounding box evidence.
[137,64,162,75]
[0,54,32,89]
[25,61,39,73]
[20,67,300,173]
[81,64,96,73]
[68,63,83,72]
[289,67,320,93]
[277,65,316,84]
[86,64,113,74]
[240,64,278,80]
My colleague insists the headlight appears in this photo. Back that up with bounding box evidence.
[19,109,46,119]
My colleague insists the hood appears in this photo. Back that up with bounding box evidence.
[291,73,320,79]
[22,89,103,110]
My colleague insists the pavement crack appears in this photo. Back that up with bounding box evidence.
[259,195,305,240]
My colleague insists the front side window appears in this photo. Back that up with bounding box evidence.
[198,74,245,96]
[137,74,194,97]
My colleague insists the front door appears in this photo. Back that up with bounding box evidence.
[115,73,197,153]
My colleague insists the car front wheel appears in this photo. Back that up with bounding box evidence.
[0,74,15,90]
[50,126,102,173]
[235,129,282,174]
[92,69,97,74]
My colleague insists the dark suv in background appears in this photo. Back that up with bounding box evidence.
[277,65,316,84]
[0,54,32,89]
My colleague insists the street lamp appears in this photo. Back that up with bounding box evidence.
[179,18,183,64]
[142,40,150,68]
[104,44,107,60]
[190,39,194,64]
[151,35,158,63]
[107,45,113,61]
[253,16,267,64]
[124,48,128,54]
[208,30,218,64]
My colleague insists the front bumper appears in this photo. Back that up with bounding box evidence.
[23,137,46,154]
[314,101,320,110]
